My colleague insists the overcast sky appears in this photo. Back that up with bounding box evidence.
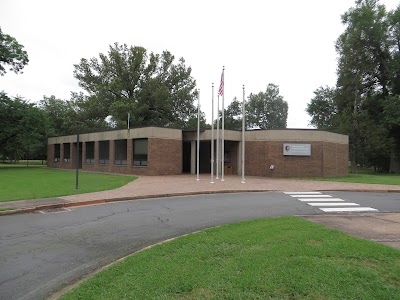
[1,0,399,128]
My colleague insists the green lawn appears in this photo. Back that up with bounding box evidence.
[0,167,136,202]
[61,217,400,300]
[0,160,47,166]
[307,172,400,185]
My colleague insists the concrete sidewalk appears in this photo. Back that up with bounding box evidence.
[2,174,400,212]
[303,213,400,249]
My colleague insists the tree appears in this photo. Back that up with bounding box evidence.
[306,0,400,172]
[0,92,48,161]
[246,84,288,129]
[336,0,390,97]
[221,97,244,130]
[38,94,111,136]
[306,86,338,129]
[0,28,29,76]
[335,0,392,172]
[385,6,400,172]
[38,96,75,136]
[73,43,198,128]
[383,94,400,172]
[185,111,210,130]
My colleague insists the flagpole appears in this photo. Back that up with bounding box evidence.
[241,84,246,184]
[216,95,220,179]
[210,83,214,184]
[221,66,225,182]
[196,89,200,181]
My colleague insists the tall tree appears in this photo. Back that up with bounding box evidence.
[335,0,392,172]
[0,92,48,161]
[306,0,400,172]
[247,84,288,129]
[306,86,338,129]
[221,97,244,130]
[39,94,110,135]
[336,0,390,98]
[0,28,29,76]
[385,6,400,172]
[73,43,198,128]
[38,96,76,136]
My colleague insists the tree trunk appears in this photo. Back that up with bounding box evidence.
[350,144,358,173]
[389,147,400,173]
[351,87,358,174]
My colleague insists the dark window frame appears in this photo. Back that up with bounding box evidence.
[63,143,70,163]
[54,144,60,162]
[85,141,95,164]
[114,139,127,165]
[99,140,110,165]
[133,138,148,167]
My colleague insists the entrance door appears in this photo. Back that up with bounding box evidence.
[182,142,191,173]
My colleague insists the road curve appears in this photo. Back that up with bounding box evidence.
[0,191,399,300]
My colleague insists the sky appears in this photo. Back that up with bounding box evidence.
[1,0,399,128]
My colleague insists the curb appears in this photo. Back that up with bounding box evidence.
[1,188,400,216]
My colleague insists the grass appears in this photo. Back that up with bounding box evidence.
[0,208,16,211]
[0,167,136,202]
[306,172,400,185]
[61,216,400,300]
[0,160,47,166]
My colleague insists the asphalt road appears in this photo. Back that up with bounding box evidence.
[1,191,399,300]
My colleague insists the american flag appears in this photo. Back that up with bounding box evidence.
[218,69,224,96]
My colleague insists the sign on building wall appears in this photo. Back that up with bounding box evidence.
[283,143,311,156]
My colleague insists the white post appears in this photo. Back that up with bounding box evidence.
[211,83,215,183]
[241,85,246,184]
[196,89,200,181]
[221,66,225,182]
[216,95,220,179]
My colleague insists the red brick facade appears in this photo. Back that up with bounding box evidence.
[48,137,182,176]
[48,128,348,178]
[245,141,348,177]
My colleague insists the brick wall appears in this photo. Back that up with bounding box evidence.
[245,141,348,178]
[48,137,183,176]
[146,138,182,175]
[47,144,56,168]
[323,142,349,177]
[245,141,267,176]
[47,130,348,178]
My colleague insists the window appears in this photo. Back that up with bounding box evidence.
[99,141,109,164]
[133,139,148,166]
[114,139,127,165]
[54,144,60,162]
[63,143,70,162]
[85,142,95,163]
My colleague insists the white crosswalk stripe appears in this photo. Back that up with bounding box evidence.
[320,207,378,212]
[286,191,378,213]
[290,195,332,198]
[284,192,322,195]
[298,198,344,202]
[307,202,359,206]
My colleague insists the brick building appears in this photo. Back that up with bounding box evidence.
[47,127,348,177]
